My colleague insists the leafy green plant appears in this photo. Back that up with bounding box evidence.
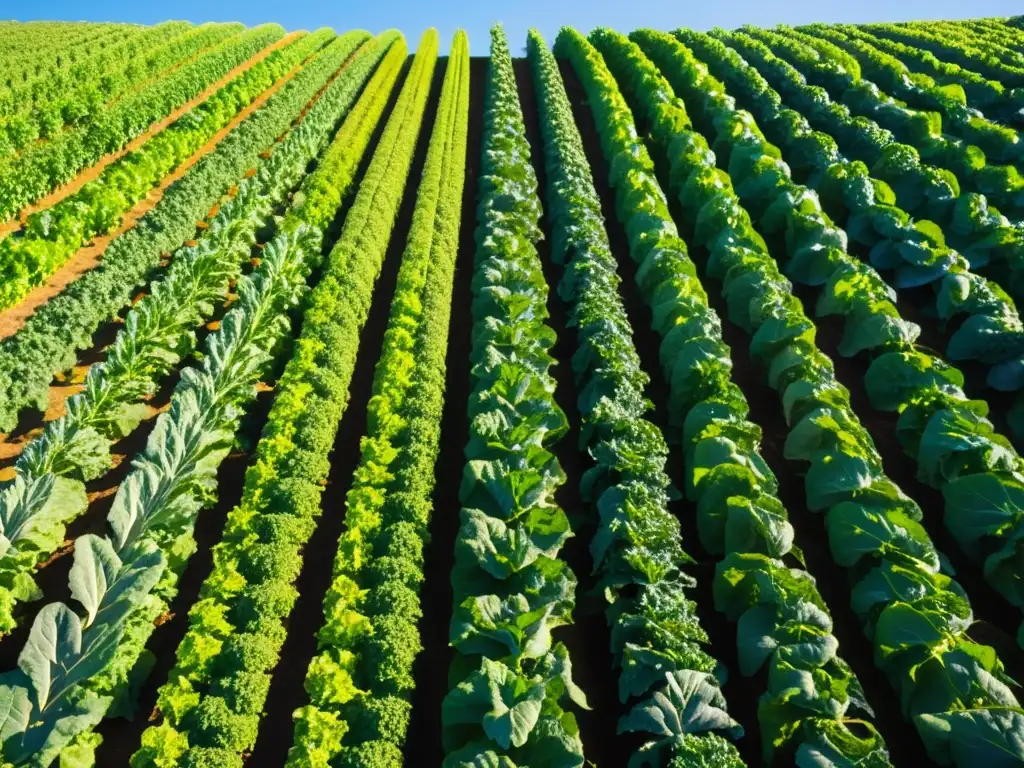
[680,29,1024,390]
[0,216,321,767]
[665,27,1024,647]
[0,29,393,640]
[130,32,410,767]
[629,27,1024,766]
[0,23,369,434]
[741,26,1024,220]
[530,28,744,768]
[286,29,470,767]
[0,27,346,310]
[579,26,890,765]
[441,26,587,768]
[0,24,286,223]
[0,23,240,152]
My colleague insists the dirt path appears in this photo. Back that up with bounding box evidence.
[0,31,301,240]
[0,37,306,342]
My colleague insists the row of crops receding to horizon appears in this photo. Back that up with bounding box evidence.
[1,14,1024,768]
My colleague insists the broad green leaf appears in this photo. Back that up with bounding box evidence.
[942,473,1024,560]
[826,502,939,571]
[805,452,876,511]
[0,475,87,553]
[618,670,743,743]
[916,707,1024,767]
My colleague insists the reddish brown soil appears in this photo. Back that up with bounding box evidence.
[0,37,306,341]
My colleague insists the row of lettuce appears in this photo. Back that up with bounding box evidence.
[0,22,136,88]
[692,29,1024,393]
[592,26,1024,765]
[440,26,588,768]
[662,27,1024,636]
[0,28,403,768]
[570,25,897,766]
[0,28,373,637]
[0,27,282,433]
[0,23,142,107]
[0,23,286,225]
[284,28,468,767]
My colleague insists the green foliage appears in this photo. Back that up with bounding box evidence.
[625,25,1024,768]
[529,26,742,767]
[442,32,588,765]
[131,31,409,768]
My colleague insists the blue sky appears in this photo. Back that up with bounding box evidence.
[6,0,1023,54]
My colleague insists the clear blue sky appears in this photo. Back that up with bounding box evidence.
[6,0,1023,54]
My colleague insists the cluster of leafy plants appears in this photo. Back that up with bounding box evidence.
[130,32,409,768]
[865,20,1024,91]
[285,30,470,767]
[715,31,1024,313]
[0,213,321,767]
[441,26,587,768]
[0,24,285,223]
[655,28,1024,639]
[740,26,1024,220]
[584,26,893,766]
[680,29,1024,392]
[631,27,1024,766]
[0,22,240,155]
[0,27,339,310]
[0,23,138,91]
[0,29,389,642]
[530,28,746,768]
[800,26,1022,164]
[0,25,361,433]
[672,28,1024,393]
[817,24,1019,123]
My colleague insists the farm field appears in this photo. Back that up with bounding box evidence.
[1,14,1024,767]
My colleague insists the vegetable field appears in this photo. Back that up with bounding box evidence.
[3,15,1024,767]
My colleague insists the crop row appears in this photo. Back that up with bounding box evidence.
[807,25,1021,165]
[0,22,232,155]
[0,217,321,768]
[673,28,1024,640]
[529,27,749,768]
[0,23,286,224]
[125,31,408,768]
[0,27,337,311]
[1,24,143,93]
[128,29,435,768]
[679,30,1024,392]
[440,25,586,768]
[743,27,1024,226]
[867,21,1024,92]
[819,24,1020,122]
[0,28,339,433]
[287,29,470,766]
[616,28,1024,765]
[0,28,399,768]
